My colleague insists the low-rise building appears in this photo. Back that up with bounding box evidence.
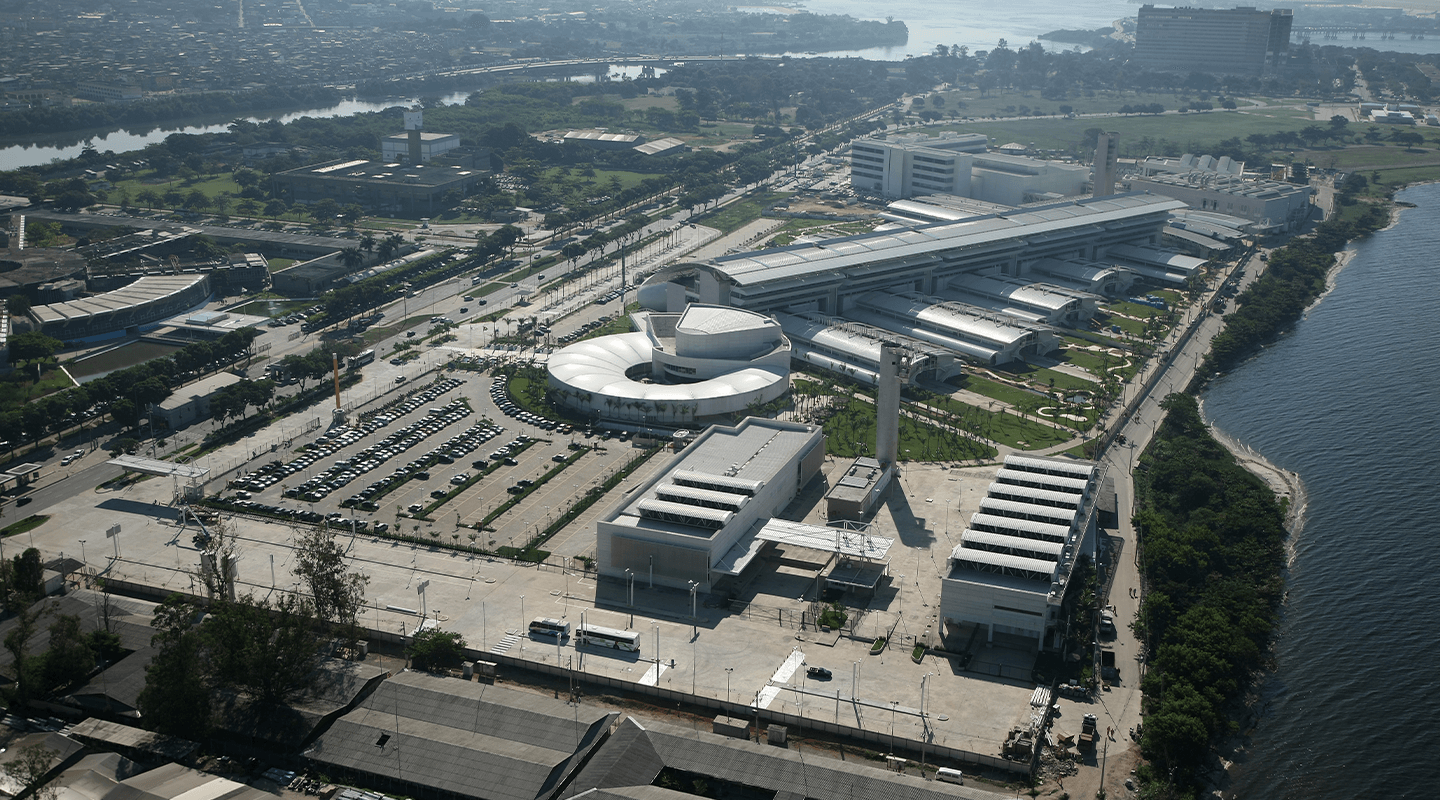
[596,417,826,592]
[271,158,488,216]
[940,454,1100,651]
[154,372,243,430]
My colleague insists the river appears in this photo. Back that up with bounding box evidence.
[1201,183,1440,798]
[0,65,661,172]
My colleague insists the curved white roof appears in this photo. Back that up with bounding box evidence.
[547,332,787,404]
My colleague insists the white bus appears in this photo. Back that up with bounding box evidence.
[935,768,964,785]
[528,618,571,639]
[346,349,377,369]
[576,623,640,652]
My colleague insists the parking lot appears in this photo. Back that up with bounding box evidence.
[217,368,646,552]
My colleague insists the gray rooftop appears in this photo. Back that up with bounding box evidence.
[706,194,1184,287]
[30,275,206,325]
[562,718,989,799]
[306,670,617,800]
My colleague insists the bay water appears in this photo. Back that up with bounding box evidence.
[1202,182,1440,798]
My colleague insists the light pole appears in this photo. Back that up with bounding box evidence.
[688,580,698,637]
[79,539,87,567]
[625,569,634,626]
[520,594,526,653]
[648,554,653,588]
[652,622,661,670]
[725,667,734,706]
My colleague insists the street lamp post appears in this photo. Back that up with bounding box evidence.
[625,569,634,626]
[688,580,698,637]
[520,594,526,653]
[725,667,733,706]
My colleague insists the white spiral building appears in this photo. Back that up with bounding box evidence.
[546,304,791,425]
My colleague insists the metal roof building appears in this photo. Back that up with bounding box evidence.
[306,671,618,800]
[940,274,1098,326]
[596,417,825,592]
[28,275,211,343]
[773,311,959,385]
[941,454,1100,651]
[560,717,995,799]
[847,291,1057,365]
[640,194,1180,368]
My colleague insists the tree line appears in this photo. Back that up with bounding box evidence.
[1132,393,1289,791]
[0,328,259,448]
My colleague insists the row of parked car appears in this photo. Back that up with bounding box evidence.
[229,378,465,499]
[555,317,612,345]
[490,376,571,433]
[230,425,375,494]
[286,399,472,505]
[219,498,389,535]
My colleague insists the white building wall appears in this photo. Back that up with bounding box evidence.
[939,578,1048,642]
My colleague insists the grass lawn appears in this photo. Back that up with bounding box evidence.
[1108,300,1166,319]
[926,106,1317,158]
[361,315,433,345]
[541,166,663,194]
[824,397,996,461]
[934,89,1297,120]
[920,394,1074,450]
[0,515,50,538]
[1106,315,1149,337]
[618,94,678,112]
[953,374,1045,408]
[266,258,297,272]
[698,191,792,234]
[0,367,76,410]
[992,361,1098,393]
[1062,347,1122,376]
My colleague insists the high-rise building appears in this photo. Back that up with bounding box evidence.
[1134,5,1293,76]
[1094,132,1120,197]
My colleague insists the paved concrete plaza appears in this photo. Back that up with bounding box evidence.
[23,366,1046,767]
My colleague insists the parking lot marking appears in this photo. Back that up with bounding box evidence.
[756,648,806,708]
[638,661,668,686]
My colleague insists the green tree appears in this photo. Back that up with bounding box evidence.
[202,594,319,705]
[292,525,369,625]
[407,627,466,672]
[3,744,59,800]
[3,604,42,703]
[137,595,211,736]
[40,614,94,693]
[9,331,62,381]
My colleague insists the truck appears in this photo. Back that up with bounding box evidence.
[1079,713,1098,750]
[1101,650,1119,683]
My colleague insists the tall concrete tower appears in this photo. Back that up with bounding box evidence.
[403,107,424,164]
[876,344,903,467]
[1094,131,1120,197]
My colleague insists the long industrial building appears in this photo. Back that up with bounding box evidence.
[940,454,1101,651]
[27,275,212,343]
[641,193,1185,367]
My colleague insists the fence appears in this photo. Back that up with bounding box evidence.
[465,644,1028,778]
[92,572,1028,779]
